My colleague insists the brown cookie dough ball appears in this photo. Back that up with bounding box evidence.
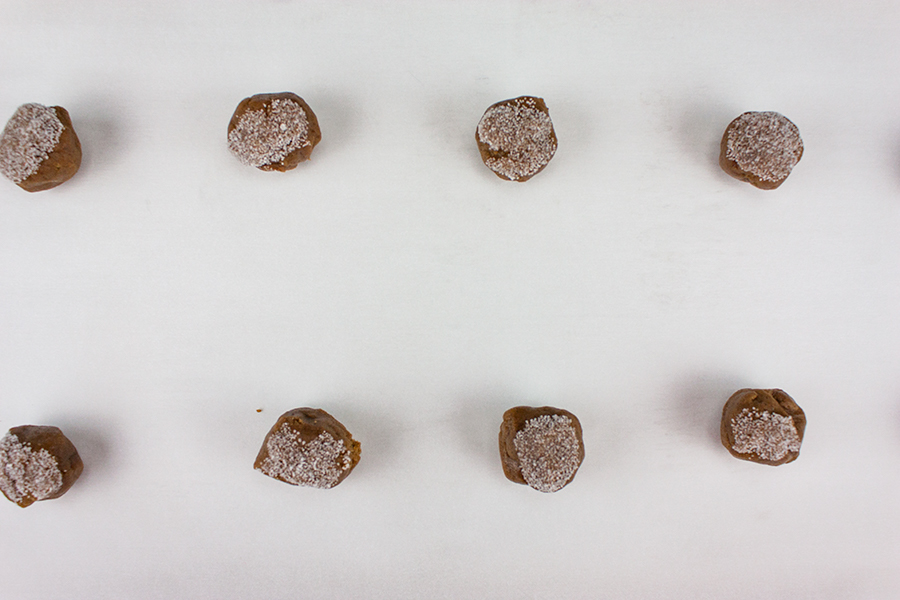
[476,96,557,182]
[0,425,83,508]
[720,388,806,466]
[0,103,82,192]
[719,111,803,189]
[499,406,584,492]
[254,408,360,489]
[227,92,321,172]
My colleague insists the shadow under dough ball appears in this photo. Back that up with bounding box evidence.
[0,425,83,508]
[720,388,806,465]
[0,103,82,192]
[476,96,557,182]
[227,92,321,171]
[719,111,803,189]
[499,406,585,492]
[255,408,361,489]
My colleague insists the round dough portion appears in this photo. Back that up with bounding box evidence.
[227,92,321,171]
[0,425,83,508]
[0,103,82,192]
[719,111,803,189]
[476,96,557,182]
[720,388,806,466]
[499,406,584,492]
[254,408,360,489]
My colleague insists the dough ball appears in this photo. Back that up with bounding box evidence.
[0,103,82,192]
[227,92,321,171]
[499,406,584,492]
[0,425,83,508]
[476,96,557,182]
[720,388,806,465]
[719,111,803,189]
[254,408,360,489]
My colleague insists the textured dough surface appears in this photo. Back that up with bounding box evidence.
[499,406,584,492]
[476,96,557,182]
[0,425,83,508]
[719,111,803,190]
[720,389,806,466]
[0,104,82,192]
[254,408,360,489]
[228,92,321,172]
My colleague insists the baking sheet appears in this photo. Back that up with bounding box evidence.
[1,2,899,598]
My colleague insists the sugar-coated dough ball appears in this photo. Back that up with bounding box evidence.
[254,408,361,489]
[0,425,83,508]
[476,96,557,182]
[0,103,82,192]
[499,406,584,492]
[228,92,322,172]
[720,388,806,465]
[719,111,803,190]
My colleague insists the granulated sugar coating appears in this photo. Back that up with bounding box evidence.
[0,432,63,504]
[257,424,352,489]
[730,408,802,463]
[228,98,310,168]
[720,388,805,465]
[0,104,64,184]
[724,111,803,183]
[513,414,581,493]
[476,96,557,182]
